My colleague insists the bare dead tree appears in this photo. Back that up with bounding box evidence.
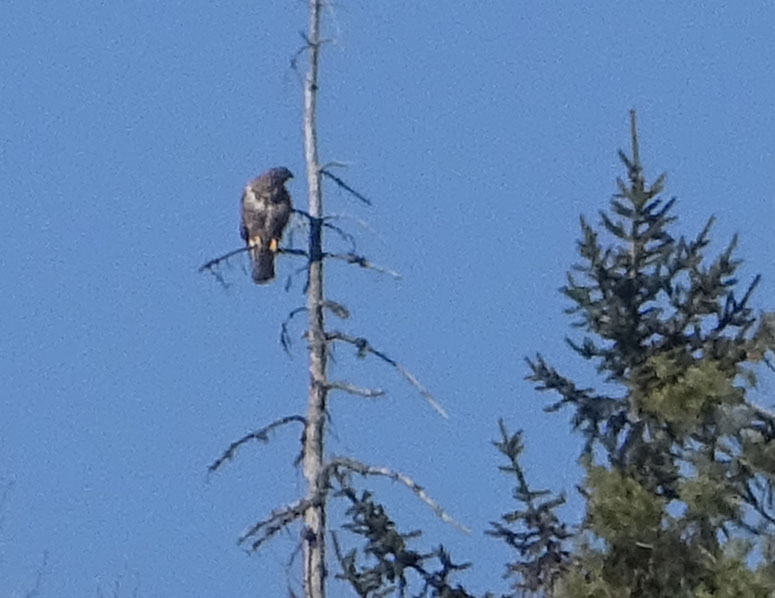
[202,3,458,598]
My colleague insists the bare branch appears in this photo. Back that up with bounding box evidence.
[293,211,389,267]
[289,40,307,81]
[294,208,369,232]
[325,252,401,279]
[239,498,312,551]
[325,456,469,532]
[321,169,372,206]
[319,160,350,171]
[292,207,315,221]
[326,331,448,418]
[209,415,306,473]
[281,307,309,354]
[323,221,357,253]
[280,247,310,258]
[286,264,312,293]
[325,212,382,238]
[323,300,350,320]
[199,246,251,273]
[294,210,358,252]
[327,381,385,398]
[198,246,308,283]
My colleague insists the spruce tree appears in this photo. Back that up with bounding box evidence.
[513,111,775,597]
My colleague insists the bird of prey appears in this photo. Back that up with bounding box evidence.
[240,166,293,284]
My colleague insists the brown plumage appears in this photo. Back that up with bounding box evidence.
[240,167,293,284]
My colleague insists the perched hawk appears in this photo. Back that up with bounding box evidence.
[240,167,293,284]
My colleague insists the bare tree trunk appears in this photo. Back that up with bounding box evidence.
[302,1,327,598]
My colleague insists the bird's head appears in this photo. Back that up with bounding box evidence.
[265,166,294,185]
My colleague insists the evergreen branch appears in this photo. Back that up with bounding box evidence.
[324,456,470,532]
[326,331,448,418]
[518,111,775,595]
[487,420,570,594]
[208,415,306,473]
[329,531,374,598]
[742,480,775,529]
[526,354,607,411]
[331,488,478,598]
[745,399,775,423]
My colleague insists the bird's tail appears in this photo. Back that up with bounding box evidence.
[250,246,276,284]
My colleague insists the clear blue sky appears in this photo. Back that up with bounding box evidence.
[2,2,775,596]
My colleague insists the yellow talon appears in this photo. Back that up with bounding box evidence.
[269,238,279,252]
[249,235,262,248]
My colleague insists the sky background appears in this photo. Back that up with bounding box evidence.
[2,1,775,596]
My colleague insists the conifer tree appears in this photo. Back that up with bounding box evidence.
[505,111,775,597]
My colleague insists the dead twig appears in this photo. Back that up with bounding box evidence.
[281,307,309,355]
[209,415,306,473]
[325,212,381,238]
[325,253,401,279]
[199,246,308,279]
[327,381,385,398]
[324,300,350,320]
[280,247,310,258]
[292,207,316,221]
[326,331,448,418]
[321,169,372,206]
[198,247,248,288]
[199,246,251,273]
[292,208,358,254]
[323,222,357,253]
